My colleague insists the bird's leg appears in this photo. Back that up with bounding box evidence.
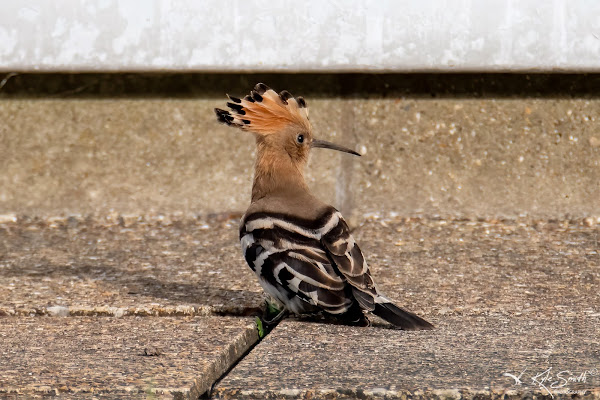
[262,307,288,326]
[261,297,287,327]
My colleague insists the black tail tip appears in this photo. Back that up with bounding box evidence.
[374,302,434,331]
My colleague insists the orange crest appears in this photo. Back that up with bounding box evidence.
[215,83,310,135]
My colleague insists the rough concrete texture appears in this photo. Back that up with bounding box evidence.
[2,216,598,398]
[348,99,600,219]
[213,318,600,400]
[0,316,258,399]
[1,97,599,220]
[0,215,264,317]
[213,216,600,399]
[350,215,599,318]
[4,215,596,319]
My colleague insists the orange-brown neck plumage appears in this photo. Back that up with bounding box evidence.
[251,135,309,202]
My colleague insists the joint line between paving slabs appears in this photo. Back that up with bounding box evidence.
[200,318,281,399]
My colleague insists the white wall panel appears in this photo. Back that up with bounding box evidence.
[1,0,599,72]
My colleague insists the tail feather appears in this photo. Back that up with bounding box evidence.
[373,301,434,330]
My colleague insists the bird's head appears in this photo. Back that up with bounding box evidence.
[215,83,360,167]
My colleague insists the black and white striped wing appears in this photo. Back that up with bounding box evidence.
[240,208,434,329]
[240,210,355,315]
[320,213,379,312]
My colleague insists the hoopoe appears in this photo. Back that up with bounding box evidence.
[215,83,433,330]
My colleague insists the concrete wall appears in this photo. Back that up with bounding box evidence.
[2,0,600,72]
[1,74,598,221]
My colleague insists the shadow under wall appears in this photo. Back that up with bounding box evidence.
[1,72,600,99]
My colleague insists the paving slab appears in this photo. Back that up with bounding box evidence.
[351,216,600,318]
[2,216,598,399]
[213,217,600,399]
[0,316,258,399]
[0,216,264,317]
[213,318,600,400]
[2,215,597,319]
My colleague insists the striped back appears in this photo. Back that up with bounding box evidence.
[239,208,378,316]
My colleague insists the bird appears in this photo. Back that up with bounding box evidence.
[215,83,433,330]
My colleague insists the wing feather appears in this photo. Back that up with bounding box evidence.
[241,209,377,315]
[241,212,354,314]
[321,215,378,310]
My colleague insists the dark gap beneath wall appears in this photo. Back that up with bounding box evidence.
[1,73,599,99]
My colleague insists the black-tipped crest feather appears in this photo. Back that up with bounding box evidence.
[227,94,241,103]
[227,102,246,115]
[279,90,292,105]
[251,91,263,102]
[214,108,233,125]
[254,83,269,94]
[215,84,311,135]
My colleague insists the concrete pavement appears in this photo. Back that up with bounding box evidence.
[1,215,598,398]
[0,316,257,399]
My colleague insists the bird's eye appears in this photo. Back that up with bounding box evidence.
[296,134,304,144]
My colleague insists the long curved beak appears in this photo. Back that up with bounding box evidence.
[311,139,361,156]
